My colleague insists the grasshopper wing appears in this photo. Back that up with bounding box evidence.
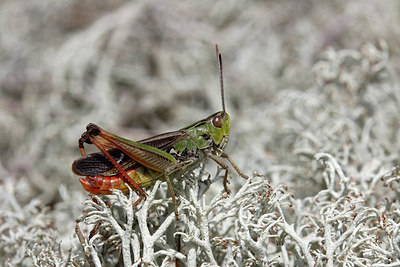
[138,131,188,151]
[72,129,188,176]
[72,148,135,176]
[92,126,179,172]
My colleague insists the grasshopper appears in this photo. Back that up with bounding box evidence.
[72,45,248,219]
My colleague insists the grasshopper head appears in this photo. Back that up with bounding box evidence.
[210,45,231,150]
[209,111,230,149]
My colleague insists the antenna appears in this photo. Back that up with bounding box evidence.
[215,44,226,113]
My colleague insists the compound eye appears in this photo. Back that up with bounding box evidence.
[212,115,223,128]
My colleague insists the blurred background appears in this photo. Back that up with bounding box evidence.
[1,0,400,264]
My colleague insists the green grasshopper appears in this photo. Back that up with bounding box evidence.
[72,45,248,219]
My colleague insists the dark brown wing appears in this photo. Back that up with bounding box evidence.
[72,130,188,176]
[72,148,136,176]
[138,131,188,150]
